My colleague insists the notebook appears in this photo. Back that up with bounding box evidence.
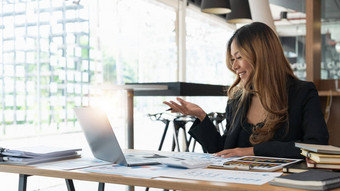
[74,107,159,166]
[269,170,340,190]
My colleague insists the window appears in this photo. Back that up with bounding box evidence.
[184,6,234,118]
[1,0,235,150]
[186,7,234,85]
[0,0,90,137]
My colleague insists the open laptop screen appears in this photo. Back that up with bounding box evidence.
[74,107,160,166]
[74,107,128,165]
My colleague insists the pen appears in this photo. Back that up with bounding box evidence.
[234,165,252,170]
[166,108,172,111]
[223,164,254,170]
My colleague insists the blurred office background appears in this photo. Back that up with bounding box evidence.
[0,0,340,190]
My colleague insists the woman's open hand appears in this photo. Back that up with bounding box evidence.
[213,147,254,158]
[163,97,206,121]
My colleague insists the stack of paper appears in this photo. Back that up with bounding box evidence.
[0,146,81,165]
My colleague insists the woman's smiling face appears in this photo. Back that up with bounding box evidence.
[230,40,253,84]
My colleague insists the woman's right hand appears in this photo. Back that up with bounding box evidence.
[163,97,206,121]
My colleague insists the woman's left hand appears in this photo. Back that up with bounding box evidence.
[213,147,254,158]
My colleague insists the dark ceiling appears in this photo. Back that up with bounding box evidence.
[189,0,340,22]
[269,0,340,21]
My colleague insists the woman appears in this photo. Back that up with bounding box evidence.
[163,22,329,159]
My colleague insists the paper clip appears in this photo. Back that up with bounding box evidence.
[0,147,7,157]
[0,147,7,153]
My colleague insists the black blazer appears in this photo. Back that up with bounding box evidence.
[189,78,329,158]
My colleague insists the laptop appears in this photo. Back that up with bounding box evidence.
[74,107,159,166]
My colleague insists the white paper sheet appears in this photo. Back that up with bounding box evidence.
[82,162,281,185]
[162,168,282,185]
[82,164,186,178]
[158,152,238,166]
[33,157,111,170]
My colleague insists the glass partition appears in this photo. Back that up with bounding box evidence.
[274,0,340,80]
[321,0,340,79]
[271,1,307,80]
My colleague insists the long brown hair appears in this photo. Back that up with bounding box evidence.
[226,22,297,145]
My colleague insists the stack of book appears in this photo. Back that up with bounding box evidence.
[0,146,81,165]
[270,169,340,190]
[295,143,340,171]
[282,161,309,173]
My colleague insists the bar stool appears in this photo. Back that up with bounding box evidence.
[207,112,226,134]
[146,113,180,191]
[191,112,226,153]
[147,113,171,151]
[172,115,196,152]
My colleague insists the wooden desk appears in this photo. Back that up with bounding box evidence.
[2,151,339,191]
[0,163,294,191]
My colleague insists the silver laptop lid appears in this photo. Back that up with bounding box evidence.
[74,107,128,165]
